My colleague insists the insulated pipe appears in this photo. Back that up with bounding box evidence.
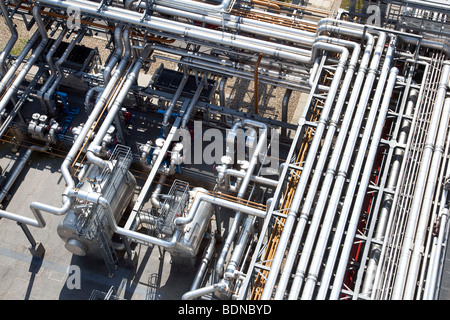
[190,233,217,291]
[33,0,322,65]
[0,29,40,94]
[84,86,104,113]
[287,31,387,300]
[301,32,394,300]
[361,87,418,297]
[44,30,85,114]
[404,81,450,299]
[260,40,350,300]
[0,145,49,228]
[173,192,266,227]
[180,79,205,129]
[224,168,278,187]
[30,27,133,217]
[424,119,450,298]
[273,35,365,300]
[162,64,189,134]
[37,27,67,110]
[69,188,181,249]
[182,283,228,300]
[87,44,152,169]
[103,25,124,83]
[0,5,50,113]
[327,66,399,300]
[0,0,18,78]
[214,119,268,279]
[149,3,316,46]
[392,63,450,300]
[154,0,234,14]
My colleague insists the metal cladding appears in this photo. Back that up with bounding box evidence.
[0,0,448,301]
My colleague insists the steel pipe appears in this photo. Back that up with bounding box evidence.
[392,63,450,299]
[0,0,18,77]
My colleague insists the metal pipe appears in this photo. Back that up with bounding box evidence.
[30,28,133,218]
[0,0,18,77]
[392,63,450,299]
[0,5,50,113]
[0,145,50,228]
[87,44,152,169]
[162,64,189,134]
[180,79,205,129]
[224,168,279,187]
[424,123,450,298]
[190,233,216,291]
[404,81,450,299]
[182,283,227,300]
[44,30,85,114]
[287,31,387,300]
[84,86,104,113]
[361,87,418,297]
[103,25,124,83]
[273,35,365,300]
[37,27,68,111]
[261,40,350,300]
[327,66,399,300]
[214,120,268,279]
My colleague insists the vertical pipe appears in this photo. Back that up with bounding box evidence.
[327,66,399,300]
[0,5,50,112]
[261,43,350,300]
[392,64,450,300]
[0,0,18,77]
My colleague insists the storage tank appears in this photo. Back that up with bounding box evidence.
[165,187,215,266]
[57,160,136,258]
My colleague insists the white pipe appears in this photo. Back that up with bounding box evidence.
[273,35,363,300]
[103,25,124,83]
[404,88,450,299]
[361,87,418,297]
[0,145,50,228]
[287,31,387,300]
[0,0,18,77]
[0,5,49,113]
[261,40,350,300]
[327,66,399,300]
[30,28,133,218]
[392,63,450,300]
[87,45,152,169]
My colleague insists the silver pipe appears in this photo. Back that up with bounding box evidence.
[361,87,418,297]
[44,30,85,114]
[162,64,189,133]
[404,82,450,299]
[0,0,18,77]
[103,25,123,83]
[150,175,167,209]
[287,31,387,300]
[154,0,234,14]
[261,41,350,300]
[0,5,50,113]
[174,192,266,227]
[0,145,49,228]
[87,44,152,169]
[33,0,321,66]
[30,28,133,218]
[182,283,227,300]
[225,168,278,187]
[0,29,40,94]
[327,66,399,300]
[214,119,268,279]
[392,63,450,300]
[70,188,181,249]
[180,79,205,129]
[37,27,68,110]
[273,35,365,300]
[84,86,104,113]
[190,233,216,291]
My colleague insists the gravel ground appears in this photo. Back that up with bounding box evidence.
[0,15,305,126]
